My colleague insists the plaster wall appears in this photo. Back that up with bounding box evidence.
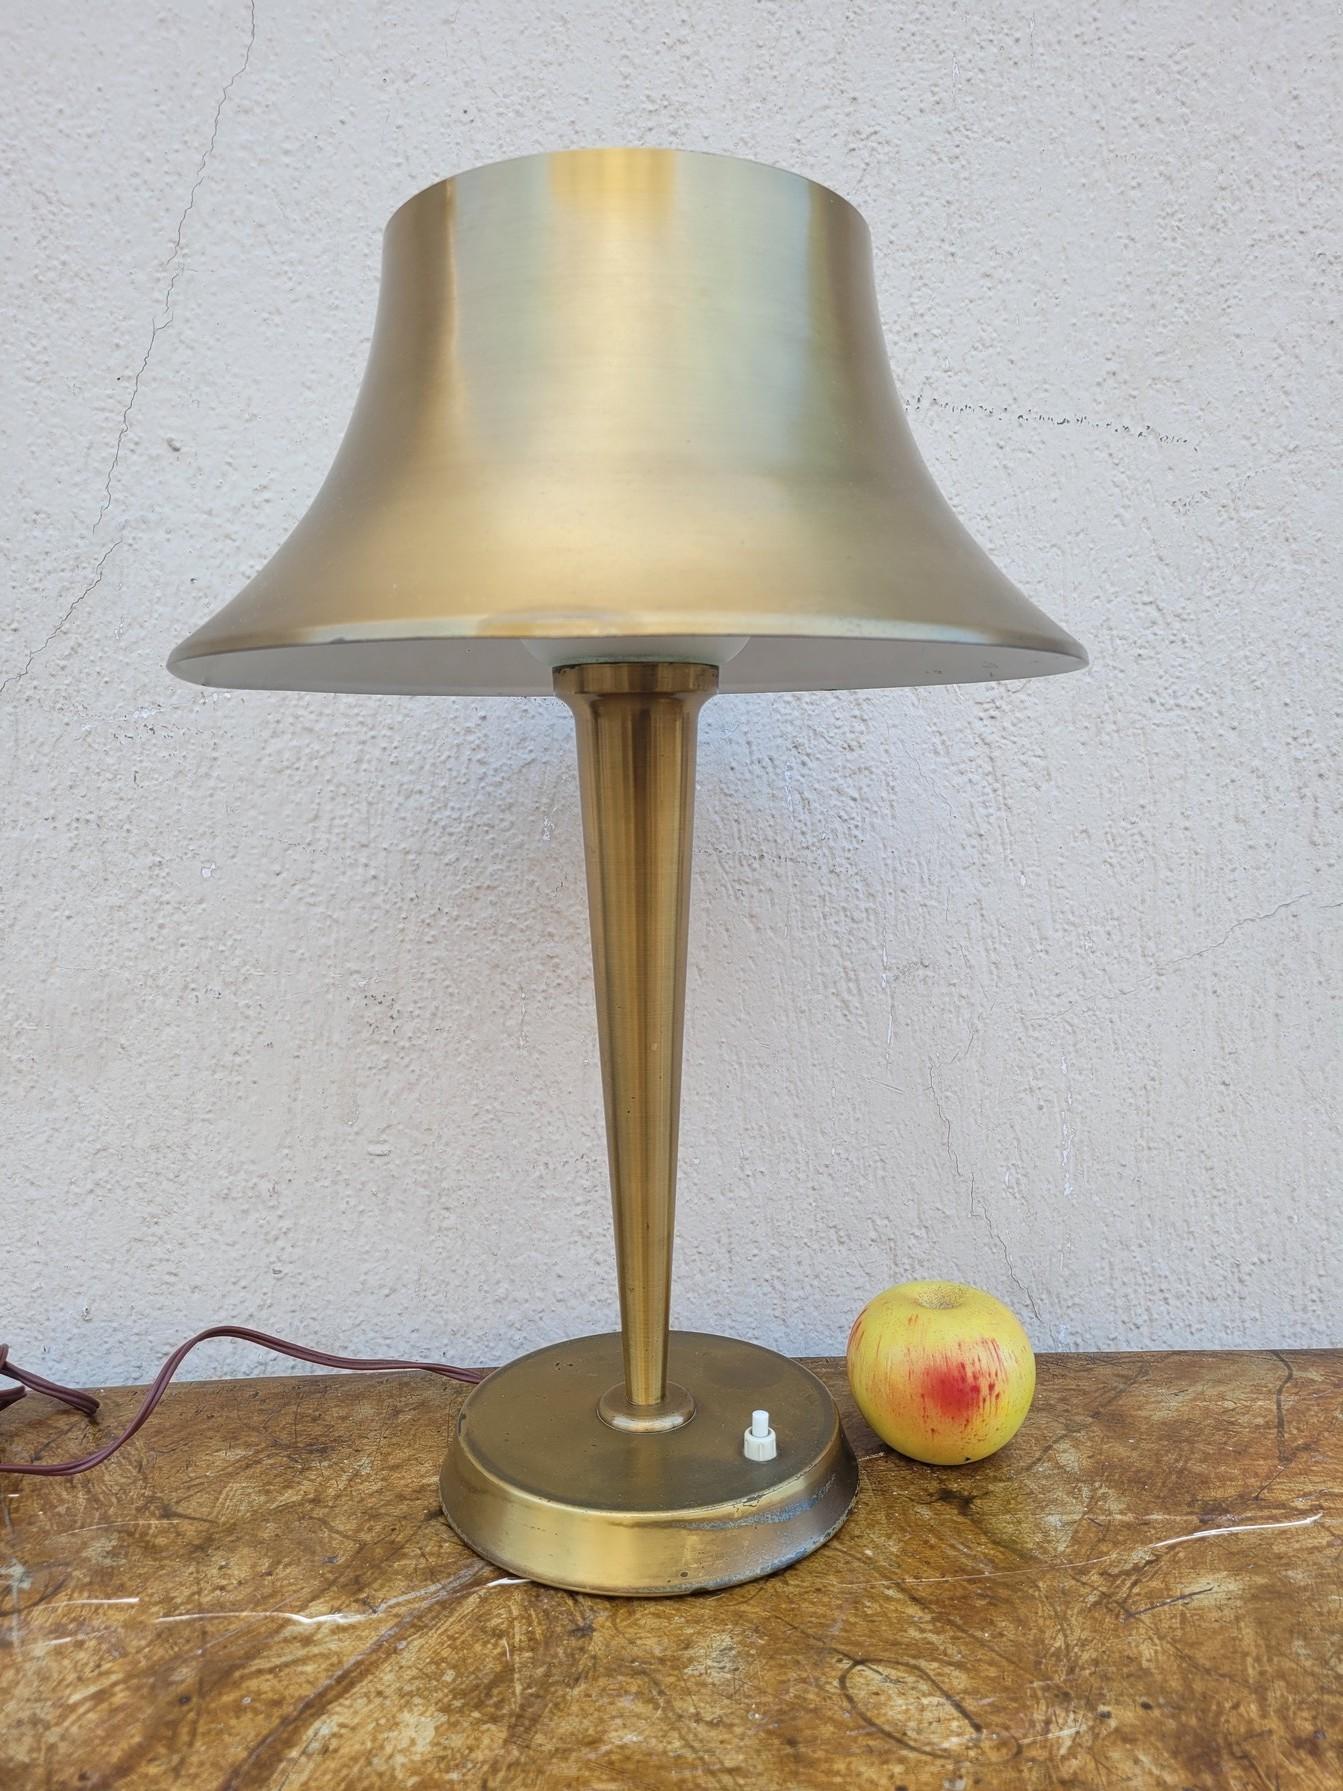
[2,0,1339,1382]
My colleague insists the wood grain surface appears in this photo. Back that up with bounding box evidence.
[3,1351,1339,1789]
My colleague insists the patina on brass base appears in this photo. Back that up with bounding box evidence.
[439,664,857,1592]
[440,1332,858,1596]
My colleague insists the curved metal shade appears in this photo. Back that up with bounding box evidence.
[168,148,1086,695]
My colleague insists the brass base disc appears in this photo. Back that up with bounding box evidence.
[440,1331,858,1596]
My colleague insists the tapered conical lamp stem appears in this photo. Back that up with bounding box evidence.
[555,663,717,1429]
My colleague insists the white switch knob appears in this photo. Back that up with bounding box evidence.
[743,1409,777,1461]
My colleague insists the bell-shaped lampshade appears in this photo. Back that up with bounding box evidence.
[168,148,1086,695]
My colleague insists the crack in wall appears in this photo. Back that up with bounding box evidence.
[0,0,256,701]
[907,385,1193,450]
[926,1045,1044,1328]
[0,541,123,699]
[1110,892,1323,999]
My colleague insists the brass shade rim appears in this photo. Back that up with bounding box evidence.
[168,617,1087,692]
[385,144,871,240]
[169,615,1085,654]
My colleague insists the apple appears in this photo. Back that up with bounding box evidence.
[846,1280,1035,1465]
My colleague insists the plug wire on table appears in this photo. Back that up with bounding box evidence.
[0,1326,485,1477]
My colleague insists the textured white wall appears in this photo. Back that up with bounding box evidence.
[2,1,1339,1385]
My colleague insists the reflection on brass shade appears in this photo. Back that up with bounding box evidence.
[168,148,1086,695]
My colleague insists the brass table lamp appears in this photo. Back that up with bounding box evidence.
[170,148,1086,1595]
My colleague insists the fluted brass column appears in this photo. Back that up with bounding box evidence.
[555,662,717,1429]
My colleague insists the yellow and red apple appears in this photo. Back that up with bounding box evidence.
[846,1280,1035,1464]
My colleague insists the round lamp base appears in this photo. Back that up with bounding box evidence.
[440,1331,858,1596]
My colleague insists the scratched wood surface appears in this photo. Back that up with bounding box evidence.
[2,1351,1339,1789]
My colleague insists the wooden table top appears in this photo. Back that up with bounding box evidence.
[3,1350,1339,1789]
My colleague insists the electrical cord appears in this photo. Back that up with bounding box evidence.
[0,1326,485,1478]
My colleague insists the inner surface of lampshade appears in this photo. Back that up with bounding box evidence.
[167,632,1083,696]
